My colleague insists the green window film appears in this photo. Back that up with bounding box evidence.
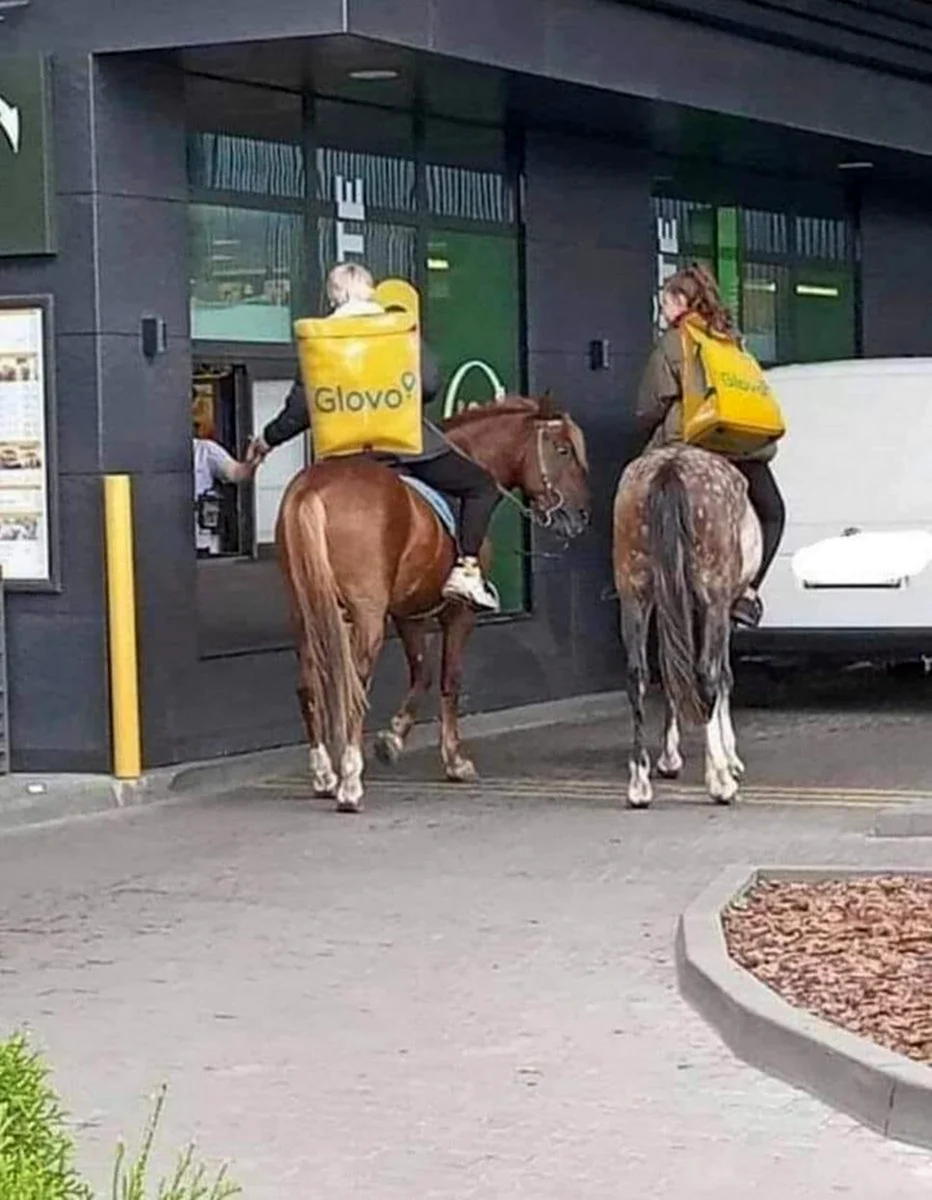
[716,207,740,318]
[791,266,855,362]
[189,204,303,343]
[654,196,856,366]
[425,229,526,613]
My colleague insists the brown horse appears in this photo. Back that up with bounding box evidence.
[612,444,762,807]
[276,397,590,811]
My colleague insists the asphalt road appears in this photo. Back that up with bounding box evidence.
[3,680,932,1198]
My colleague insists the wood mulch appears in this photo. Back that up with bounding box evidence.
[722,876,932,1066]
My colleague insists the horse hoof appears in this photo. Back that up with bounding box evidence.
[709,779,739,806]
[445,757,477,783]
[374,731,404,766]
[627,761,653,808]
[655,762,682,781]
[335,779,364,813]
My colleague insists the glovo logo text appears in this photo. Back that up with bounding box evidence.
[719,371,770,396]
[313,371,418,415]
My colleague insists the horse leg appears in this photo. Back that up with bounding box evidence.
[439,602,477,782]
[375,617,434,767]
[656,693,683,780]
[699,603,739,805]
[296,674,338,798]
[335,608,385,814]
[717,659,744,779]
[622,598,653,808]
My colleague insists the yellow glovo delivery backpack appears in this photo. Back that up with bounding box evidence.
[679,315,786,458]
[293,278,423,460]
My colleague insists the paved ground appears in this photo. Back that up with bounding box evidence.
[364,662,932,797]
[4,685,932,1197]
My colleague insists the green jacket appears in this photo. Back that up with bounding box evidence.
[634,322,776,463]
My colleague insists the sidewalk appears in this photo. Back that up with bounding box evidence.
[0,692,628,833]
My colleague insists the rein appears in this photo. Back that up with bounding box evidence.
[440,411,577,561]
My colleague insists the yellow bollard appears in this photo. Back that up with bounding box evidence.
[103,475,142,779]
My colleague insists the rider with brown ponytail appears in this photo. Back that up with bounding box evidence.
[635,263,786,629]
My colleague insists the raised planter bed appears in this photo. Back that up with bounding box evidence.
[676,865,932,1150]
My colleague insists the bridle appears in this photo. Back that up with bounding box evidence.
[486,419,567,530]
[530,421,568,529]
[441,410,576,539]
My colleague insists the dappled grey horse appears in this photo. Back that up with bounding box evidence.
[612,445,762,806]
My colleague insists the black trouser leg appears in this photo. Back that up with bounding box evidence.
[734,460,786,589]
[404,450,500,557]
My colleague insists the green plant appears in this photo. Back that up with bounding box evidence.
[0,1030,93,1200]
[0,1032,240,1200]
[109,1085,240,1200]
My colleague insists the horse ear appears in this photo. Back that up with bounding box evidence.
[537,390,558,421]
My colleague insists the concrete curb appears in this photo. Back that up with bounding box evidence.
[0,690,627,833]
[874,803,932,839]
[676,864,932,1150]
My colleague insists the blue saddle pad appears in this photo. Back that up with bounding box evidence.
[399,475,457,540]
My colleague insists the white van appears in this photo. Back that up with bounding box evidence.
[752,358,932,657]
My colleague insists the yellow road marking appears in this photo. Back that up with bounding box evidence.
[253,775,930,808]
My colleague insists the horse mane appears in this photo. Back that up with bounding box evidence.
[441,395,588,472]
[441,396,540,430]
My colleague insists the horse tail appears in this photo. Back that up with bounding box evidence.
[278,486,368,756]
[646,457,711,726]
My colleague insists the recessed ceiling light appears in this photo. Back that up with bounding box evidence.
[349,68,399,82]
[838,160,874,171]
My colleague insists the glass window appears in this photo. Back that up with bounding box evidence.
[314,100,416,212]
[742,208,789,257]
[424,120,515,224]
[742,263,789,366]
[189,205,303,343]
[252,379,306,545]
[653,195,856,365]
[314,217,417,311]
[795,215,849,262]
[791,266,856,362]
[188,132,304,200]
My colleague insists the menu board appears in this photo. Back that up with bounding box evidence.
[0,305,50,582]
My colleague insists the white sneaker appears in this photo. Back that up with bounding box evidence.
[442,558,500,613]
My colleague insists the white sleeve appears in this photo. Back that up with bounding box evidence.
[205,440,238,484]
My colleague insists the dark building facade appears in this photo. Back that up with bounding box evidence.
[1,0,931,772]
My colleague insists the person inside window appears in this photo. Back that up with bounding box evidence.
[193,412,256,558]
[247,262,502,613]
[635,263,786,629]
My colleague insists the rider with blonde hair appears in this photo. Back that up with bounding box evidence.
[250,263,501,612]
[635,263,786,628]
